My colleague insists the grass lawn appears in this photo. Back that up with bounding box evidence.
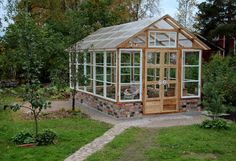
[0,110,111,161]
[87,125,236,161]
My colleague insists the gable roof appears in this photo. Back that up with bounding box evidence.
[74,15,210,50]
[76,17,160,50]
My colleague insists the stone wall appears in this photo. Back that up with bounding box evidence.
[179,98,201,112]
[76,91,142,118]
[76,91,201,118]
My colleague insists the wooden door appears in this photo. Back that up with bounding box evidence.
[144,50,179,114]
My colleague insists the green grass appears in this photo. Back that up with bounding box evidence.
[0,110,111,161]
[87,125,236,161]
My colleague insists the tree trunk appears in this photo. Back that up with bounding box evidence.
[33,111,38,136]
[72,89,75,111]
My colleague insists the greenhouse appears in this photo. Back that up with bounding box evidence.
[69,14,210,118]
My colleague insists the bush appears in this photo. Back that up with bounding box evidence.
[12,130,35,144]
[200,119,230,130]
[36,129,57,145]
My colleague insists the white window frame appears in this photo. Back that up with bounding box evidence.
[119,49,142,102]
[148,31,177,48]
[71,50,117,102]
[181,49,202,98]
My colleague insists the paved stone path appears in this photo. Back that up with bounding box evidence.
[63,100,207,161]
[20,99,206,161]
[64,124,130,161]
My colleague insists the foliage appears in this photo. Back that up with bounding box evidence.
[194,0,236,55]
[0,110,111,161]
[202,55,236,119]
[11,129,35,144]
[200,119,230,130]
[36,129,57,146]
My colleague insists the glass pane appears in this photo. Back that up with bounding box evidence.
[86,52,92,64]
[134,52,140,66]
[121,75,130,83]
[86,80,93,93]
[184,67,199,81]
[121,84,140,100]
[149,32,155,46]
[147,68,154,81]
[156,32,169,47]
[121,52,131,66]
[164,83,176,97]
[96,81,104,96]
[96,52,104,65]
[96,67,104,81]
[134,75,140,81]
[149,32,177,47]
[147,84,160,98]
[184,51,199,65]
[183,82,199,96]
[164,68,176,80]
[147,52,160,65]
[106,83,116,99]
[155,19,174,29]
[179,33,192,48]
[107,52,116,66]
[147,68,160,81]
[165,52,176,65]
[77,53,84,64]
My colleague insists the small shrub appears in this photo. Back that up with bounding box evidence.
[36,129,57,145]
[12,130,35,144]
[200,119,230,130]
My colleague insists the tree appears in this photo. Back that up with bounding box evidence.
[4,0,51,136]
[176,0,197,30]
[202,55,236,119]
[126,0,161,20]
[194,0,236,55]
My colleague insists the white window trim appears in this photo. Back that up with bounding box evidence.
[148,31,177,48]
[70,50,117,102]
[181,49,202,98]
[69,52,72,89]
[119,49,142,102]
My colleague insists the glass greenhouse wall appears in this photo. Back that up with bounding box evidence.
[68,14,210,116]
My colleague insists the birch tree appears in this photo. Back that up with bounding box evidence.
[176,0,197,30]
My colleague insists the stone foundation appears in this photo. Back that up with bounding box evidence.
[179,98,201,112]
[76,91,201,118]
[76,91,142,118]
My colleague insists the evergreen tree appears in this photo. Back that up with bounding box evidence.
[194,0,236,55]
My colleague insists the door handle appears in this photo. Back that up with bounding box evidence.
[158,80,167,85]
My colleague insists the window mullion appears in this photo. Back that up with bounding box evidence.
[93,52,96,94]
[84,52,87,91]
[104,51,107,98]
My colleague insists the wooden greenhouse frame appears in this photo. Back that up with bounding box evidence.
[69,15,210,117]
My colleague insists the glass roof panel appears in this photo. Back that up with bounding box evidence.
[178,33,193,47]
[75,17,161,49]
[154,19,174,29]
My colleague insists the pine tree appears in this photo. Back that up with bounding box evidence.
[194,0,236,55]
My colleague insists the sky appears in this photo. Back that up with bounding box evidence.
[0,0,206,36]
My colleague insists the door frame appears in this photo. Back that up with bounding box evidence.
[143,49,180,114]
